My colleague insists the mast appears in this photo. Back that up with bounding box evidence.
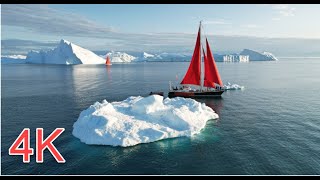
[200,21,203,92]
[202,47,207,91]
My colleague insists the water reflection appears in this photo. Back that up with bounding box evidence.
[106,145,142,168]
[106,65,112,81]
[196,97,224,115]
[153,137,184,151]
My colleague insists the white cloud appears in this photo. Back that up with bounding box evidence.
[273,4,289,9]
[203,19,231,25]
[1,4,198,51]
[2,4,318,54]
[272,4,296,17]
[2,4,116,38]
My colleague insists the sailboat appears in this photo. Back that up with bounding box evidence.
[168,22,224,98]
[105,56,112,66]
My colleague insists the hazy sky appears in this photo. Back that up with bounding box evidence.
[2,4,320,53]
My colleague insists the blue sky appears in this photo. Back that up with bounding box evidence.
[2,4,320,54]
[47,4,320,37]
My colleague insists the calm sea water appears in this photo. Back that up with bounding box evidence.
[2,59,320,175]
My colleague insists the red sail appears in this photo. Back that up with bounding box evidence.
[180,27,201,86]
[202,47,211,87]
[204,38,223,88]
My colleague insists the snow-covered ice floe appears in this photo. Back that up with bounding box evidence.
[224,82,244,90]
[72,95,219,147]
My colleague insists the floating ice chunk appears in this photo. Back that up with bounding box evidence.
[224,82,244,90]
[72,95,219,147]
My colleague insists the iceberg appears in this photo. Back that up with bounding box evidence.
[135,52,191,62]
[100,51,185,63]
[103,51,137,63]
[99,49,278,62]
[137,52,162,61]
[26,39,105,64]
[143,52,155,58]
[72,95,218,147]
[240,49,278,61]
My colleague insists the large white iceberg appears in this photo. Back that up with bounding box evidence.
[240,49,278,61]
[26,39,105,64]
[72,95,218,147]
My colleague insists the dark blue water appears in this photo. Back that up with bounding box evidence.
[2,59,320,175]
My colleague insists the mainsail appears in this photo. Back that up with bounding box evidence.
[180,27,201,86]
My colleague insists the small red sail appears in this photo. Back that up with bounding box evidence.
[204,38,223,88]
[106,56,111,66]
[180,27,201,86]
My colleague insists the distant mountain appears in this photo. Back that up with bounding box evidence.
[25,39,105,64]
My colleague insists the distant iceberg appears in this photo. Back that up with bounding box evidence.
[136,52,191,62]
[87,48,279,63]
[100,51,191,63]
[138,52,164,61]
[103,51,137,63]
[143,52,155,58]
[25,39,105,64]
[72,95,219,147]
[2,44,278,64]
[240,49,278,61]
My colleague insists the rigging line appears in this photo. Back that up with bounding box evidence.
[201,21,208,49]
[200,21,208,53]
[200,21,205,91]
[201,21,206,37]
[202,21,215,55]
